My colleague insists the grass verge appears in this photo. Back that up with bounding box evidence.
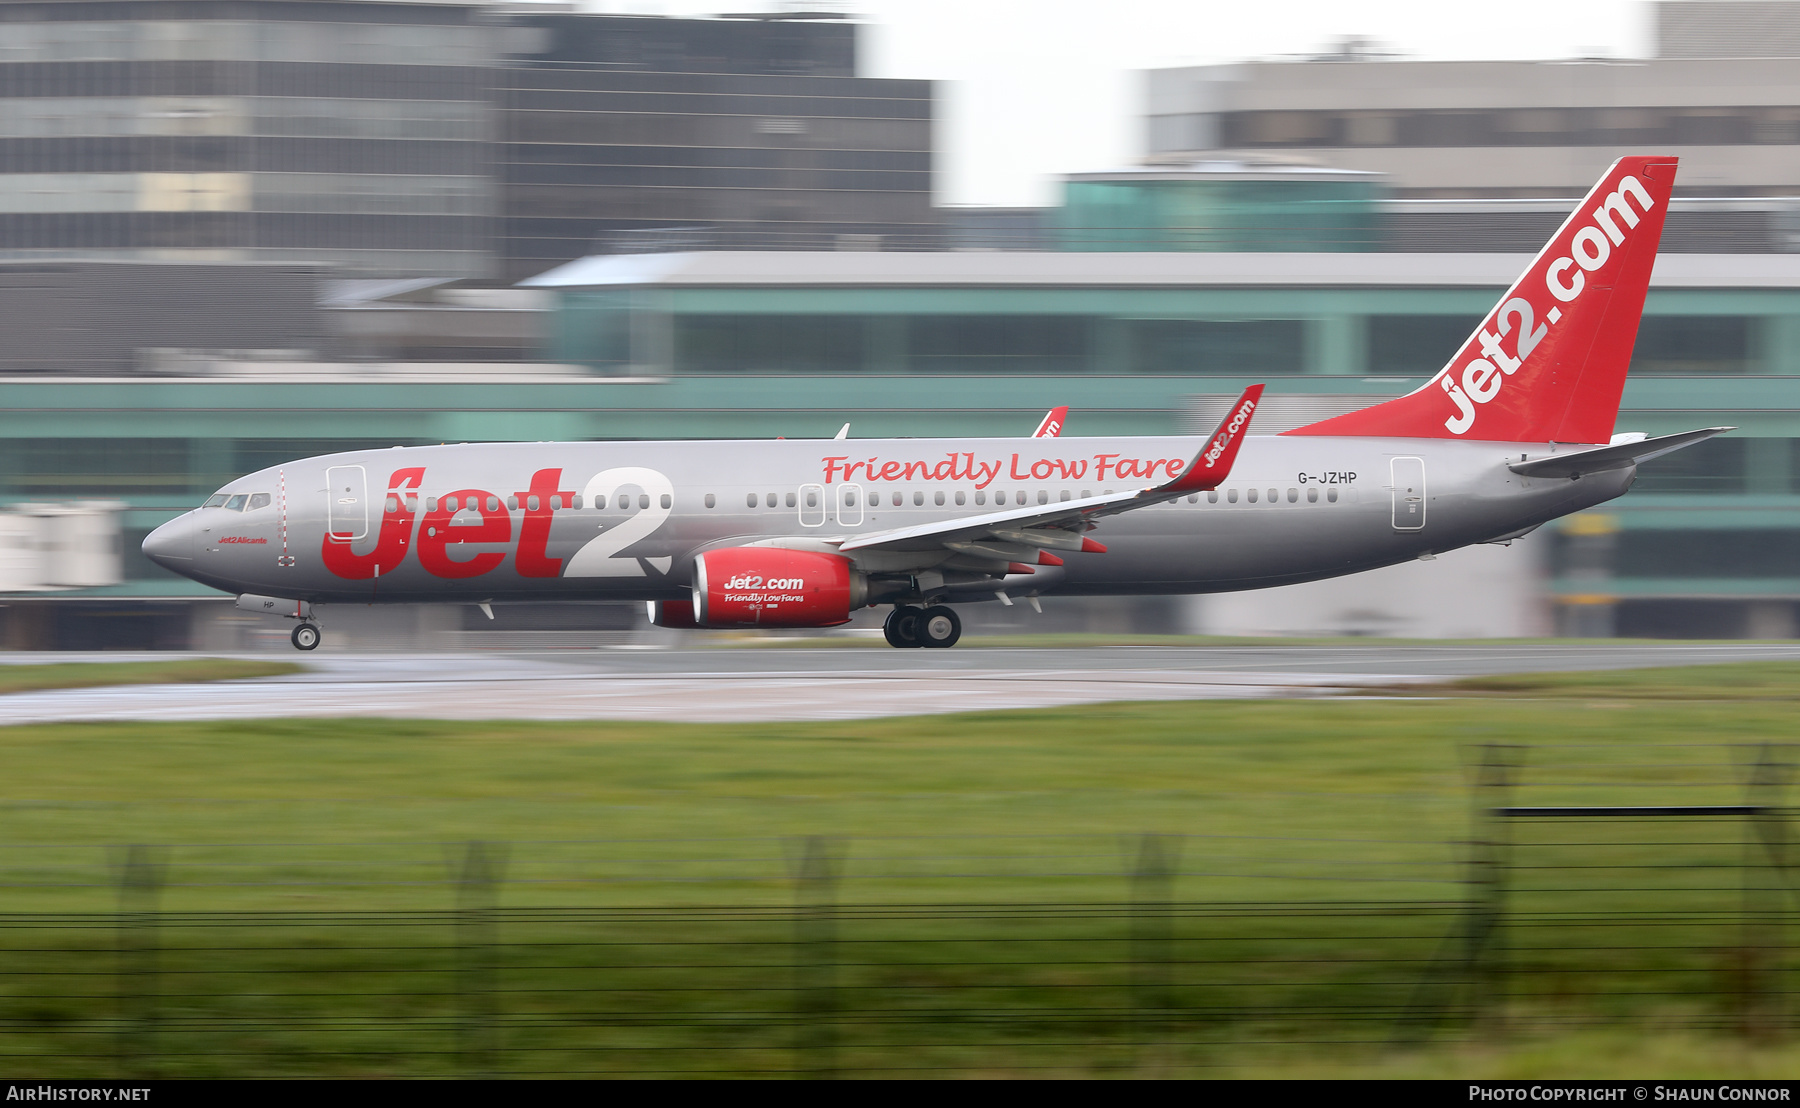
[0,663,1794,1076]
[1397,660,1800,700]
[0,658,302,695]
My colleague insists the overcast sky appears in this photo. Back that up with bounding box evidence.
[581,1,1655,206]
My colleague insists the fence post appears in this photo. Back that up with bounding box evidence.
[115,845,164,1079]
[791,835,841,1080]
[1130,833,1180,1070]
[454,840,506,1077]
[1466,743,1517,1029]
[1744,745,1791,1036]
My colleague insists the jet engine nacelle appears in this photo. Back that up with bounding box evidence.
[692,546,867,628]
[645,600,702,629]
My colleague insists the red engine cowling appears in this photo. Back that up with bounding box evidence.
[645,600,702,629]
[692,547,866,628]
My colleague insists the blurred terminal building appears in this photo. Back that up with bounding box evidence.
[3,0,1800,647]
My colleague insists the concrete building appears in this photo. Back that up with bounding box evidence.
[492,11,935,283]
[0,1,933,283]
[0,0,497,279]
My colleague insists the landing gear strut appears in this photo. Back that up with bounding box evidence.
[883,604,961,649]
[291,622,321,651]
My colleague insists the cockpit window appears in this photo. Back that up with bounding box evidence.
[202,494,228,508]
[247,493,272,511]
[224,494,248,511]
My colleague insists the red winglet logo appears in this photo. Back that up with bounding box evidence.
[1161,384,1263,494]
[1033,406,1069,438]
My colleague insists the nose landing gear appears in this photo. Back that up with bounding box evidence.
[290,622,321,651]
[883,604,961,648]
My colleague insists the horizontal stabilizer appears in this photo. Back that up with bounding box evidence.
[1507,427,1733,479]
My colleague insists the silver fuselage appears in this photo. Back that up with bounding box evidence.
[143,435,1631,605]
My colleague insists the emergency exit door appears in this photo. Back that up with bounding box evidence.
[1390,457,1425,531]
[326,465,368,542]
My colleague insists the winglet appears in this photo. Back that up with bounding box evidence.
[1159,385,1263,494]
[1033,406,1069,438]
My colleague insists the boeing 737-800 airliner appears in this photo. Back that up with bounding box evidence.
[144,156,1724,650]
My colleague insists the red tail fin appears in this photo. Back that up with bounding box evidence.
[1033,405,1069,438]
[1285,156,1677,445]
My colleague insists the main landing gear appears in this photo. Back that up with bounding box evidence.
[290,622,321,651]
[883,604,961,649]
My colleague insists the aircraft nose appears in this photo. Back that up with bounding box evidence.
[141,514,194,566]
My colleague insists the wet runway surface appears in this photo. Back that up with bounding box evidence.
[4,642,1800,724]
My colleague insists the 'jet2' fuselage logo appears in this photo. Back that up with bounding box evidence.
[1439,175,1656,435]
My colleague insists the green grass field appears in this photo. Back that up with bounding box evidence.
[0,658,301,695]
[1,661,1797,1076]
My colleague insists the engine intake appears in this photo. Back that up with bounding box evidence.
[692,547,866,628]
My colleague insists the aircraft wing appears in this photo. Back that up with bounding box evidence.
[1507,427,1734,479]
[838,386,1263,568]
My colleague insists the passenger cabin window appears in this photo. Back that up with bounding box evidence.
[892,492,902,506]
[426,497,438,512]
[934,491,944,506]
[746,493,757,508]
[1228,489,1238,503]
[486,496,499,512]
[508,496,520,510]
[1268,488,1278,502]
[913,491,924,506]
[1038,491,1048,505]
[705,493,716,508]
[955,491,966,505]
[765,493,777,508]
[1327,487,1339,503]
[1287,489,1298,503]
[202,493,228,508]
[248,493,271,510]
[1247,489,1258,503]
[526,495,539,511]
[786,492,797,508]
[1307,488,1318,503]
[975,491,986,505]
[224,494,247,511]
[661,494,672,509]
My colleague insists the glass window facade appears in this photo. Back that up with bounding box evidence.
[1629,437,1751,493]
[1060,177,1386,253]
[1128,319,1304,375]
[1368,315,1484,376]
[1630,316,1757,375]
[1213,107,1800,150]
